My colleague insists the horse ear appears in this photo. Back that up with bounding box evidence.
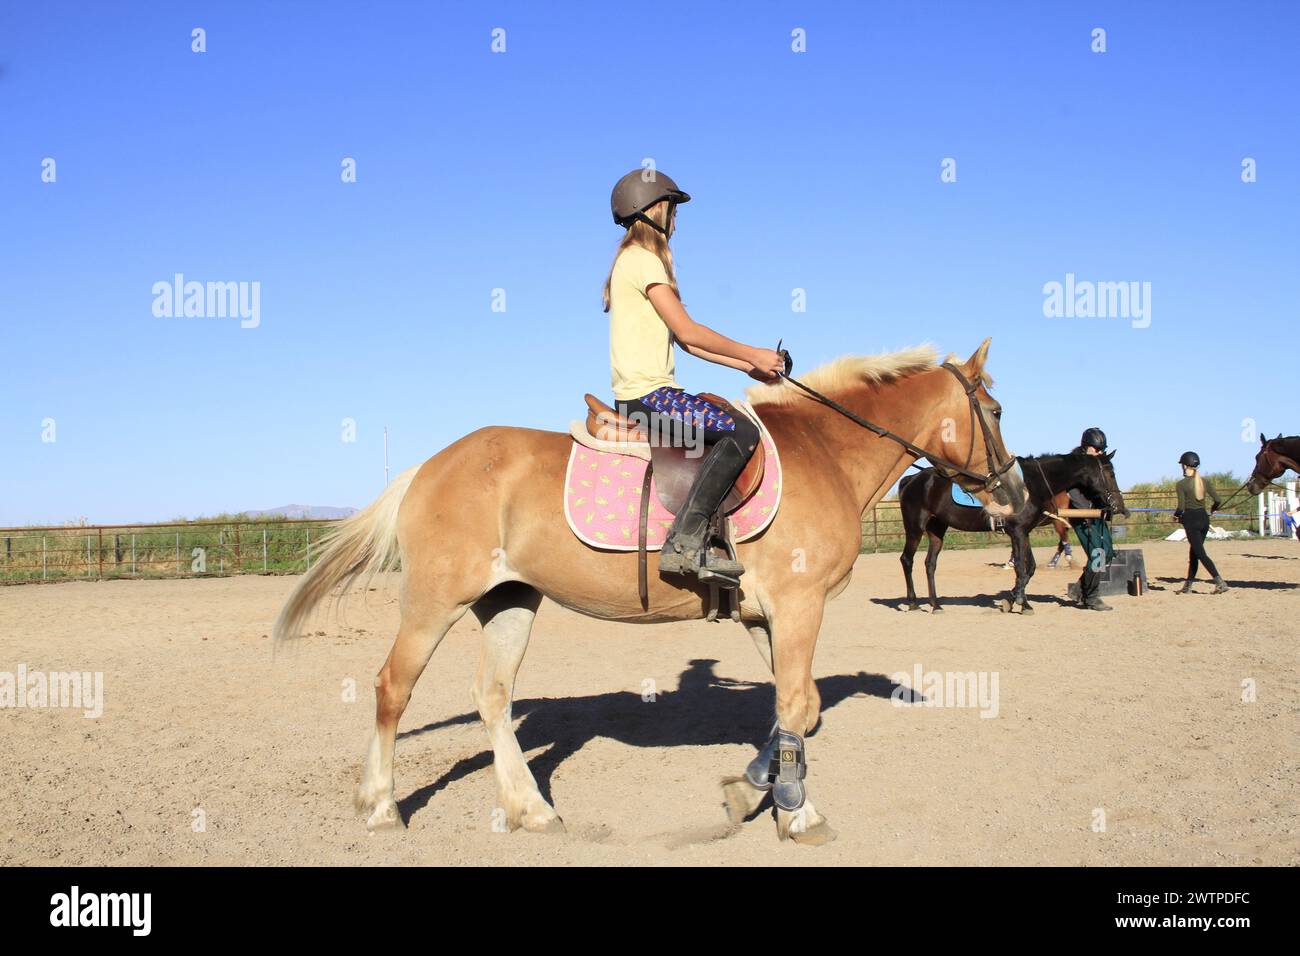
[966,337,992,374]
[1262,434,1268,446]
[1105,450,1116,462]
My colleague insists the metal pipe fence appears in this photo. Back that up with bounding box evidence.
[0,519,336,585]
[856,487,1286,554]
[0,488,1289,585]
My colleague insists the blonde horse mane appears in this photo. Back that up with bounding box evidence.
[746,343,966,407]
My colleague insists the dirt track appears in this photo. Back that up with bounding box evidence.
[2,537,1296,866]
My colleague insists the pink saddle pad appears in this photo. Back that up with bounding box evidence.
[563,412,781,552]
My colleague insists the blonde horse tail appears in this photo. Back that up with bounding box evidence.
[273,465,420,644]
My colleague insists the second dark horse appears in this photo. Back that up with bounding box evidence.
[900,452,1127,614]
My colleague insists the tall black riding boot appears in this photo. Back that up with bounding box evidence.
[659,436,748,584]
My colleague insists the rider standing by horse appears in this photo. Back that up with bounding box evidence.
[604,169,784,585]
[1173,450,1228,594]
[899,450,1120,614]
[1067,427,1118,611]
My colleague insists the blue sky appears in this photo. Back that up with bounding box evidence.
[2,1,1296,525]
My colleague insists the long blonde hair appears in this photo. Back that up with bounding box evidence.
[1187,466,1205,499]
[602,200,678,312]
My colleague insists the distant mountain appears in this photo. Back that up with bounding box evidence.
[244,504,357,520]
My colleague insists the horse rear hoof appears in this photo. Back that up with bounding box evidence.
[929,605,944,614]
[721,776,766,824]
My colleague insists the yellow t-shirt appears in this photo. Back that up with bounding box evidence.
[608,245,679,401]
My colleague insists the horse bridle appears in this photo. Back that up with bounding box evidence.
[1203,439,1298,514]
[1248,441,1298,493]
[937,362,1020,494]
[775,345,1018,496]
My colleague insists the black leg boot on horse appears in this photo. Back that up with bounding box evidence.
[659,435,751,586]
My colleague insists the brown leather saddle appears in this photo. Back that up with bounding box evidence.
[582,393,766,614]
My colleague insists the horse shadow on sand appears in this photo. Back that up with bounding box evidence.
[869,590,1075,612]
[394,660,912,823]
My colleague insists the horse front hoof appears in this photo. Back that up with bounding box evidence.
[777,804,833,845]
[930,605,944,614]
[523,814,566,835]
[1020,603,1035,615]
[999,598,1012,613]
[365,799,405,832]
[789,821,838,846]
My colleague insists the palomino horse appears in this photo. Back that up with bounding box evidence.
[274,339,1025,844]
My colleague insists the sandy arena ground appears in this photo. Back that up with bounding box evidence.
[1,537,1296,866]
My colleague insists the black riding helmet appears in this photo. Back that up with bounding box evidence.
[1179,451,1201,469]
[1080,427,1107,452]
[611,168,690,234]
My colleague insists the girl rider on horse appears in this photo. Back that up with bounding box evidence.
[604,169,785,584]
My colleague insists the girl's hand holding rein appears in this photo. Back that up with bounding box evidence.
[748,348,786,382]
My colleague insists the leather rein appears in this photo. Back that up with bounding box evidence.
[776,352,1016,495]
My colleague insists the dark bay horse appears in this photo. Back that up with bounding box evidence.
[1247,433,1300,495]
[899,452,1126,614]
[1000,492,1073,569]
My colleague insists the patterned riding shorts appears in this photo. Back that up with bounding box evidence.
[636,386,736,433]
